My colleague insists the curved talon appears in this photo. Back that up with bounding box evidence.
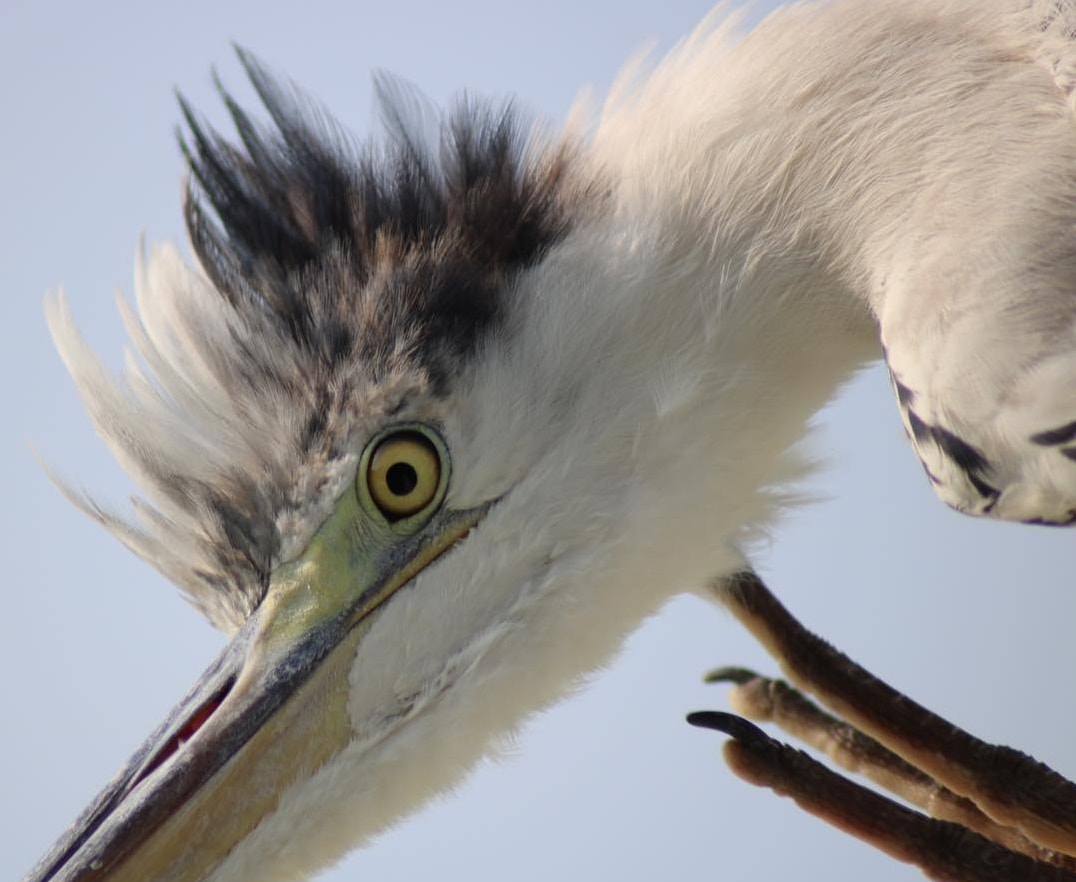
[686,711,769,744]
[690,709,1076,882]
[704,666,762,685]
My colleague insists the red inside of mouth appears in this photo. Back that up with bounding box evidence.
[135,678,235,786]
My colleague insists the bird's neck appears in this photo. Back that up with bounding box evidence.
[492,12,935,593]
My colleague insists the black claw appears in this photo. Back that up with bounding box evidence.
[704,666,761,685]
[686,711,770,744]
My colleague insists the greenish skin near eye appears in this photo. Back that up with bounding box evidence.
[357,425,449,529]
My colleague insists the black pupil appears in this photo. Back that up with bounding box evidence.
[386,462,419,497]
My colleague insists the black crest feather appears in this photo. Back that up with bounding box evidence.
[179,48,583,387]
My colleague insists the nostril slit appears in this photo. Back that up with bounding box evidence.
[135,677,235,786]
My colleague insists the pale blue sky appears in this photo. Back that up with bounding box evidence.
[2,3,1074,881]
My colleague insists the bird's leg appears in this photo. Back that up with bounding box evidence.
[705,667,1076,872]
[710,571,1076,857]
[688,712,1076,882]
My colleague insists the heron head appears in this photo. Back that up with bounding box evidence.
[28,39,777,880]
[27,52,630,882]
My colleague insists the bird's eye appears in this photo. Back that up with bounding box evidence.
[364,430,443,521]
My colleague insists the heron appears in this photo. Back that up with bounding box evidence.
[16,0,1076,879]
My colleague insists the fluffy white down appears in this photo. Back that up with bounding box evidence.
[53,0,1076,879]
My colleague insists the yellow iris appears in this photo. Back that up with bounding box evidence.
[366,432,442,519]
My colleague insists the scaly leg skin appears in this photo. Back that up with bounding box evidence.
[705,667,1076,872]
[691,570,1076,878]
[687,712,1076,882]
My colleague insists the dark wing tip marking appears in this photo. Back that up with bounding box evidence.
[967,472,1001,502]
[906,408,930,442]
[893,377,916,408]
[1030,420,1076,447]
[1023,511,1076,526]
[904,404,1001,502]
[929,424,989,477]
[931,424,1000,500]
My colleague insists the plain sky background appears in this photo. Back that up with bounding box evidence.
[2,2,1074,881]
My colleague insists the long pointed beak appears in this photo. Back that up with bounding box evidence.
[23,497,485,882]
